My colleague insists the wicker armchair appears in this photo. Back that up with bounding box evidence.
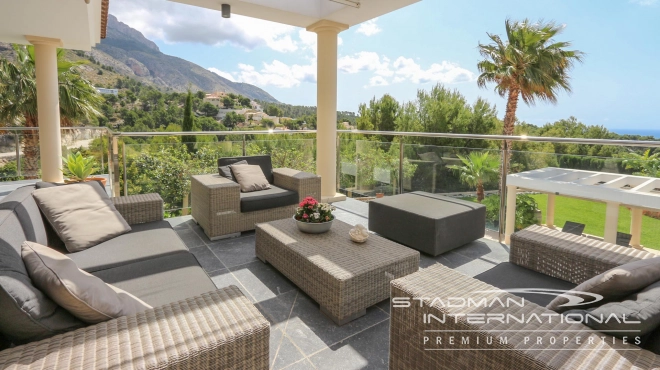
[191,164,321,240]
[390,225,660,370]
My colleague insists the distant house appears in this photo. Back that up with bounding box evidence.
[203,92,226,108]
[95,87,118,95]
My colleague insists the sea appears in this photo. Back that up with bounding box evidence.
[610,129,660,139]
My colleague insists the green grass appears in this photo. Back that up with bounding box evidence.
[462,194,660,250]
[529,194,660,250]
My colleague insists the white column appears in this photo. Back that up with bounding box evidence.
[630,206,643,248]
[546,193,556,229]
[27,36,63,183]
[504,185,517,244]
[307,20,348,202]
[604,201,620,244]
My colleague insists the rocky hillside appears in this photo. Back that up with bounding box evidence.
[0,14,278,103]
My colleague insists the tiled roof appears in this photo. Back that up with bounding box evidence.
[101,0,109,39]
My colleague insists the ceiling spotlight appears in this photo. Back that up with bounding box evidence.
[222,3,231,18]
[329,0,360,8]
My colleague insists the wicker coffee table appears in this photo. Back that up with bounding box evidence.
[255,218,420,325]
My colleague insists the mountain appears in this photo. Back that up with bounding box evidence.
[87,14,277,102]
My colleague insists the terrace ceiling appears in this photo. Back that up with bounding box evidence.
[169,0,421,28]
[0,0,108,50]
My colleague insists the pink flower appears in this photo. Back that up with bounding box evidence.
[303,214,308,219]
[308,206,313,210]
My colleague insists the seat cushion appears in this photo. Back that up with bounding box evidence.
[240,185,298,213]
[474,262,577,307]
[22,241,152,324]
[92,253,217,308]
[0,210,83,344]
[32,183,131,253]
[68,221,189,273]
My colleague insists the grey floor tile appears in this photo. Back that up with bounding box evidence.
[452,239,509,265]
[229,261,297,303]
[375,299,390,314]
[333,198,369,218]
[189,245,225,273]
[167,215,193,228]
[257,290,299,332]
[176,228,206,249]
[308,319,390,370]
[283,293,390,356]
[280,359,317,370]
[270,329,306,370]
[208,268,244,291]
[333,210,369,227]
[208,235,258,268]
[190,223,213,243]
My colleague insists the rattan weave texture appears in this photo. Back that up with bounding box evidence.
[112,193,164,225]
[0,286,270,370]
[256,218,419,324]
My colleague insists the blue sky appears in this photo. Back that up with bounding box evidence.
[110,0,660,131]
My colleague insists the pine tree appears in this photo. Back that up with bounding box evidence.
[182,90,195,153]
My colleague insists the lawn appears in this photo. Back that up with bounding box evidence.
[530,194,660,250]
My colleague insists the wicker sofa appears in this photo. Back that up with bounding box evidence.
[191,155,321,240]
[0,183,269,369]
[390,225,660,369]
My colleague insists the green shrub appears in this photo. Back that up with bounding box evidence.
[483,193,540,231]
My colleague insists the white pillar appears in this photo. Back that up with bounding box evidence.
[307,20,348,202]
[604,201,620,244]
[27,36,63,183]
[630,207,643,248]
[504,185,517,244]
[546,193,556,229]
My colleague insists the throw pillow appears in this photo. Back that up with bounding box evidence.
[0,227,83,344]
[563,280,660,338]
[547,257,660,313]
[230,164,271,193]
[219,160,248,182]
[32,182,131,252]
[22,241,152,324]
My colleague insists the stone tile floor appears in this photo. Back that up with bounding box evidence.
[168,198,509,370]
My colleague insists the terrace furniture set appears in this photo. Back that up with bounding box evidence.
[390,225,660,369]
[0,182,269,369]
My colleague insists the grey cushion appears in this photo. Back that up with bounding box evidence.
[68,221,189,273]
[22,241,152,324]
[35,180,105,192]
[218,160,247,182]
[0,210,83,344]
[33,182,131,253]
[218,155,274,184]
[564,280,660,338]
[474,262,577,307]
[92,253,217,308]
[547,257,660,313]
[369,192,486,256]
[0,185,50,249]
[240,185,299,213]
[231,164,271,193]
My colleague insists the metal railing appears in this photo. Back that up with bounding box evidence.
[3,126,660,242]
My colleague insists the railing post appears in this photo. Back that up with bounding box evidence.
[122,140,128,196]
[242,134,247,156]
[398,140,404,195]
[498,140,510,243]
[111,136,120,197]
[336,133,340,190]
[14,133,21,177]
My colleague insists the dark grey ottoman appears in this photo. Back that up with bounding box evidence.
[368,192,486,256]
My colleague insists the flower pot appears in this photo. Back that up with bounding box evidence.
[87,177,107,187]
[376,193,384,198]
[294,216,333,234]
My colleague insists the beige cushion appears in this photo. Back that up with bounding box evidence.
[21,241,152,324]
[547,257,660,313]
[32,182,131,252]
[230,164,271,193]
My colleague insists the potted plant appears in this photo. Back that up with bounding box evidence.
[62,152,106,187]
[294,196,335,233]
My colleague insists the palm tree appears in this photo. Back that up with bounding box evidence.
[0,45,101,178]
[448,151,499,202]
[477,19,584,173]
